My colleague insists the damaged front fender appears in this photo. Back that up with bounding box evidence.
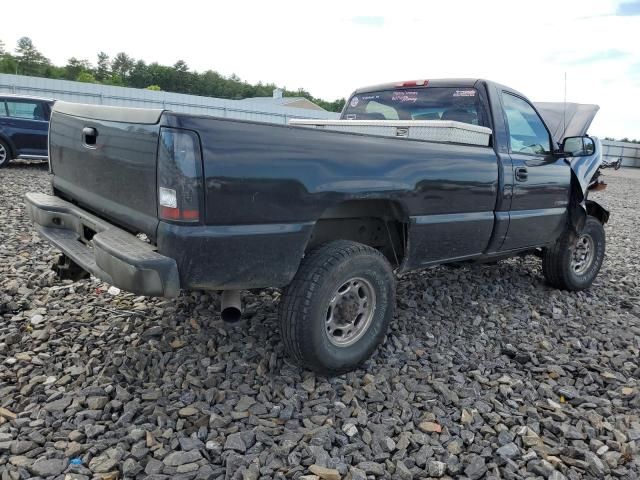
[567,137,609,232]
[568,137,604,203]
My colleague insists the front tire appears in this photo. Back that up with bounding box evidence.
[279,240,395,375]
[0,139,12,168]
[542,216,605,291]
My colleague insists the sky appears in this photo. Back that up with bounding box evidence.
[2,0,640,138]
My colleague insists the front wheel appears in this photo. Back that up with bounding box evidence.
[279,240,395,375]
[542,216,605,291]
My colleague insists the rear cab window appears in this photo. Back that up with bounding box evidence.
[342,87,489,127]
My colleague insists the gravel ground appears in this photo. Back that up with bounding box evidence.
[1,162,639,480]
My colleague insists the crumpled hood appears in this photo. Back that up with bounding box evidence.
[534,102,600,145]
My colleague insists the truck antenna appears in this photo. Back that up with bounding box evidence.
[563,72,567,139]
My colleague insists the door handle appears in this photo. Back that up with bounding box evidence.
[83,127,98,146]
[515,167,528,182]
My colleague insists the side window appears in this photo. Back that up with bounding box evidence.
[6,101,46,120]
[502,93,551,155]
[0,101,7,117]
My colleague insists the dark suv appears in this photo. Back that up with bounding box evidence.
[0,95,54,167]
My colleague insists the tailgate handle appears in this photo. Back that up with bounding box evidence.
[83,127,98,146]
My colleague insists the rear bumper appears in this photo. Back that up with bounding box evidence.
[25,192,180,297]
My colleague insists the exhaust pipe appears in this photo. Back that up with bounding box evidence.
[221,290,242,323]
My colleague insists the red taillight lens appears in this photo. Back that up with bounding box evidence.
[157,127,203,223]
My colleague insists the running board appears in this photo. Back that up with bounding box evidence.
[18,154,48,160]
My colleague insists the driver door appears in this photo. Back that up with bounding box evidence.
[500,92,571,251]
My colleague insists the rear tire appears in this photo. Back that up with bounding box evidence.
[542,216,605,291]
[0,139,12,168]
[279,240,395,375]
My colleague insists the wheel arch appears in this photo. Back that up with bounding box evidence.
[0,133,16,159]
[306,199,410,268]
[585,200,609,225]
[567,172,610,232]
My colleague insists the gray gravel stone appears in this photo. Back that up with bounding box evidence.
[465,455,487,480]
[549,471,567,480]
[163,450,202,466]
[89,454,118,473]
[29,458,67,476]
[427,460,447,477]
[496,442,520,458]
[86,395,109,409]
[224,432,246,452]
[123,458,142,476]
[357,461,385,475]
[395,460,413,479]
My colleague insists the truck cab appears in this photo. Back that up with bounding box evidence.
[340,79,602,254]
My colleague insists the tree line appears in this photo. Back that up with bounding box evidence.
[604,137,640,144]
[0,37,346,112]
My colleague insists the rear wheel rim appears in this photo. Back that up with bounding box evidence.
[0,144,7,163]
[571,233,595,275]
[325,277,376,347]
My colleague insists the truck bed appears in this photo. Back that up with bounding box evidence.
[46,102,500,289]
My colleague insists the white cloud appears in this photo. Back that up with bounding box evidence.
[2,0,639,137]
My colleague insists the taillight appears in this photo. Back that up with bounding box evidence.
[157,127,203,223]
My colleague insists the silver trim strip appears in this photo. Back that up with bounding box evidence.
[412,211,494,225]
[509,207,566,219]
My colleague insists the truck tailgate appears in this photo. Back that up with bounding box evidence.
[49,102,163,238]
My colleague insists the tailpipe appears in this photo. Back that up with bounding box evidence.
[221,290,242,323]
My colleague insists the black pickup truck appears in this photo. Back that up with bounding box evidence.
[25,78,609,374]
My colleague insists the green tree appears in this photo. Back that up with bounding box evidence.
[0,55,18,75]
[64,57,92,80]
[15,37,50,76]
[128,60,153,88]
[0,39,346,112]
[146,84,161,91]
[77,71,96,83]
[111,52,135,82]
[96,52,110,81]
[173,60,188,73]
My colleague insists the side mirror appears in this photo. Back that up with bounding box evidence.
[562,136,595,157]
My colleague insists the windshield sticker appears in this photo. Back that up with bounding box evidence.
[345,114,357,120]
[350,96,359,107]
[391,91,418,103]
[453,89,476,97]
[361,95,380,101]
